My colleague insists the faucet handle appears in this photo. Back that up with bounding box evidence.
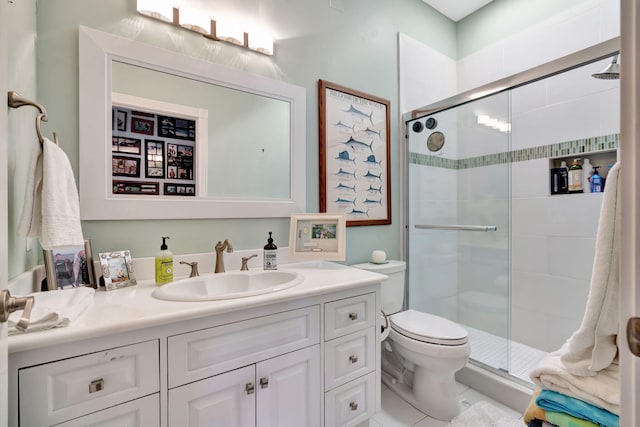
[179,261,199,277]
[240,254,258,271]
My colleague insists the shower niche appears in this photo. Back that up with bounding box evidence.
[404,41,619,384]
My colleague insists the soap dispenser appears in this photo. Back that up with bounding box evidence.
[155,236,174,285]
[263,232,278,270]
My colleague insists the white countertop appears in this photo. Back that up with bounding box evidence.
[8,261,387,354]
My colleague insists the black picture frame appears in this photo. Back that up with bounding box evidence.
[112,155,140,177]
[145,139,165,178]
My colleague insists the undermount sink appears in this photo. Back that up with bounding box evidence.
[151,270,303,301]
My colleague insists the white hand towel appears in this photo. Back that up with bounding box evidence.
[8,287,95,334]
[17,137,84,249]
[560,162,620,376]
[530,345,620,415]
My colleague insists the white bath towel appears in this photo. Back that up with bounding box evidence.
[560,162,621,377]
[8,287,95,334]
[17,137,84,249]
[530,345,620,415]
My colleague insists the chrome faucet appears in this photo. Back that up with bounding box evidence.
[240,254,258,271]
[214,240,233,273]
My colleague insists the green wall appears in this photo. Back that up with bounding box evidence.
[7,0,456,279]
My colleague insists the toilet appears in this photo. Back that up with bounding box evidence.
[352,260,470,421]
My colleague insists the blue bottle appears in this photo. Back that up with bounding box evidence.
[590,167,603,193]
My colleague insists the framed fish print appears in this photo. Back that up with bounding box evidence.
[319,80,391,226]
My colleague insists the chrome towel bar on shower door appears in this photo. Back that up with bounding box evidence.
[415,224,498,232]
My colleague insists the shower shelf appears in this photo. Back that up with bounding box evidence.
[549,149,616,196]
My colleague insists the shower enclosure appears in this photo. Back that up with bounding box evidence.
[404,40,620,384]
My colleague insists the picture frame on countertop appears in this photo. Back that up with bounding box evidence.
[288,213,346,261]
[43,240,96,290]
[98,250,137,291]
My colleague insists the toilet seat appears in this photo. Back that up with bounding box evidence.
[390,309,468,346]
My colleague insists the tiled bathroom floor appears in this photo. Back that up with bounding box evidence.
[362,382,524,427]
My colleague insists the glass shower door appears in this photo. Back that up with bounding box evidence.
[406,91,511,374]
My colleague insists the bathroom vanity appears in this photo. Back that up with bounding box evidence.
[7,261,384,427]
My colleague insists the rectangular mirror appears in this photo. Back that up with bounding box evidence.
[79,26,306,219]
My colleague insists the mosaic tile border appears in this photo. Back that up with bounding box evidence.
[410,134,619,170]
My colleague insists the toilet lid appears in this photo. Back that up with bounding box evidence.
[390,309,468,345]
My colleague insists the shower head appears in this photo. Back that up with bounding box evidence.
[592,55,619,80]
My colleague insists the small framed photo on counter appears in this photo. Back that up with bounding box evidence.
[288,213,346,261]
[43,240,96,290]
[98,250,137,291]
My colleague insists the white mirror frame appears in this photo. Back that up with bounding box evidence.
[288,213,346,261]
[78,26,306,220]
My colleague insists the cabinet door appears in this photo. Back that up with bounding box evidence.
[168,365,255,427]
[256,345,320,427]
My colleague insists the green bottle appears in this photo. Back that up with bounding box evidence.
[155,236,174,285]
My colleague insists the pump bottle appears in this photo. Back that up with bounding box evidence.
[263,232,278,270]
[155,236,174,285]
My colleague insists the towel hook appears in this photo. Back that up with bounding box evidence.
[7,91,58,145]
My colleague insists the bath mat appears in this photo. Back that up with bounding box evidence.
[447,401,522,427]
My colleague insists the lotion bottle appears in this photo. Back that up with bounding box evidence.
[263,232,278,270]
[155,236,174,285]
[582,158,592,193]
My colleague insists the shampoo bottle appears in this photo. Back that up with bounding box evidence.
[263,232,278,270]
[582,158,592,193]
[568,158,583,193]
[155,236,174,285]
[590,167,603,193]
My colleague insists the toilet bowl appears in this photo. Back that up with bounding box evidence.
[351,260,470,421]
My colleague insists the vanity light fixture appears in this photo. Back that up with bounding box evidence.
[136,0,174,23]
[179,6,211,35]
[136,0,274,56]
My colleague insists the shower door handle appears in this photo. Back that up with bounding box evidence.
[627,318,640,357]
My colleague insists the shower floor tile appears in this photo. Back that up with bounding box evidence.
[464,325,548,384]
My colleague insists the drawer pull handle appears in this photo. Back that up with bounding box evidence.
[350,401,358,411]
[349,312,358,320]
[89,378,104,394]
[246,382,255,395]
[260,377,269,389]
[349,355,358,364]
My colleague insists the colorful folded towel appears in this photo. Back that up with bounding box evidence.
[536,389,619,427]
[546,411,599,427]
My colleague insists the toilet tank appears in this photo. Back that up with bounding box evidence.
[351,260,406,314]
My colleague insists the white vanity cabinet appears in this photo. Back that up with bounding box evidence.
[323,293,378,427]
[8,267,383,427]
[167,305,321,427]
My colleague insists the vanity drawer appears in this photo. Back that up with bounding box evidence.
[168,305,320,388]
[324,293,375,340]
[325,328,376,390]
[325,371,376,427]
[53,394,160,427]
[18,340,159,427]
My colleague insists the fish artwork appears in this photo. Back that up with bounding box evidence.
[363,127,382,138]
[363,154,382,166]
[363,170,382,180]
[344,104,374,126]
[336,167,357,180]
[366,184,382,194]
[363,198,382,205]
[348,208,369,217]
[334,120,355,133]
[336,150,356,163]
[343,136,374,154]
[336,182,357,192]
[334,197,356,205]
